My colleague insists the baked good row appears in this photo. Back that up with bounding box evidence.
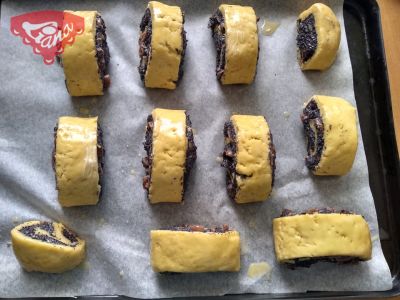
[59,2,341,95]
[9,0,366,282]
[52,95,357,207]
[13,95,362,273]
[10,209,372,273]
[10,99,365,271]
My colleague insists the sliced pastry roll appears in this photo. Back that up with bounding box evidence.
[222,115,276,203]
[61,11,110,96]
[209,4,259,84]
[296,3,341,70]
[142,108,196,203]
[138,1,187,89]
[53,116,104,207]
[11,221,85,273]
[151,225,240,272]
[273,208,372,268]
[301,95,357,175]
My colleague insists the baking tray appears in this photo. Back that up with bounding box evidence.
[1,0,400,299]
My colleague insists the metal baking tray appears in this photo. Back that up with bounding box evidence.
[2,0,399,299]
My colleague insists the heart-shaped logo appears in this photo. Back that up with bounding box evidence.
[10,10,85,65]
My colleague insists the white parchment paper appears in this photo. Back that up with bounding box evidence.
[0,0,393,297]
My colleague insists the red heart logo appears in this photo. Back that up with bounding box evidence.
[11,10,85,65]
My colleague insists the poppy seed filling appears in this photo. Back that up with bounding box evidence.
[164,224,231,233]
[209,9,226,81]
[95,15,110,89]
[301,99,324,170]
[19,222,78,247]
[280,207,353,217]
[297,14,317,63]
[221,121,238,200]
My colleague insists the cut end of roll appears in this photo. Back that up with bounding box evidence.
[297,3,341,71]
[273,209,372,268]
[138,2,187,89]
[61,11,110,96]
[301,95,357,176]
[11,221,86,273]
[142,109,197,203]
[222,115,275,203]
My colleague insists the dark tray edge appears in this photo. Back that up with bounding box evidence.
[345,0,400,298]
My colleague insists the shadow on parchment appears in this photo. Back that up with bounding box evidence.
[155,270,240,298]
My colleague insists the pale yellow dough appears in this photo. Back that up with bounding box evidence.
[230,115,273,203]
[219,4,258,84]
[273,213,372,263]
[55,116,100,207]
[298,3,341,70]
[144,1,183,89]
[11,221,85,273]
[151,230,241,272]
[305,95,358,175]
[62,11,103,96]
[149,108,187,203]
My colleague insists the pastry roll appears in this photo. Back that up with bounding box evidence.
[151,225,240,272]
[273,208,372,268]
[61,11,110,96]
[142,108,196,203]
[296,3,341,70]
[53,116,104,207]
[11,221,85,273]
[209,4,259,84]
[138,1,187,89]
[301,95,357,175]
[222,115,276,203]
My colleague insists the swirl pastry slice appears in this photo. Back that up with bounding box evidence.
[53,116,104,207]
[209,4,259,84]
[296,3,341,70]
[142,108,196,203]
[138,1,187,89]
[11,221,85,273]
[273,209,372,268]
[151,225,240,273]
[301,95,357,175]
[61,11,110,96]
[222,115,276,203]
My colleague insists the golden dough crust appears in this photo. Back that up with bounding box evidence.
[307,95,358,175]
[62,11,103,96]
[151,230,240,272]
[231,115,273,203]
[149,108,187,203]
[219,4,258,84]
[273,213,372,263]
[11,221,86,273]
[55,116,100,207]
[145,1,183,89]
[298,3,341,70]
